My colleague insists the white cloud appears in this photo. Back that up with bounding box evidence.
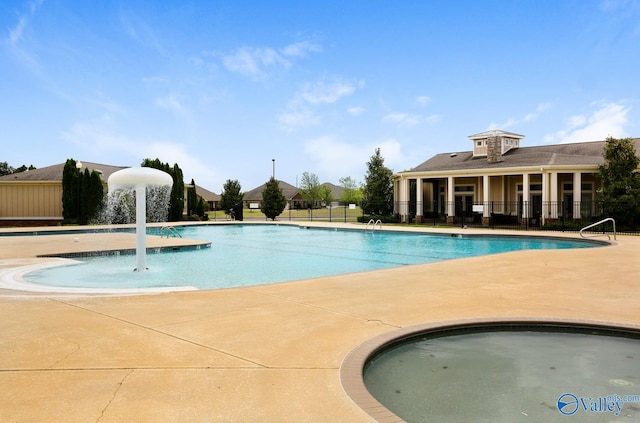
[222,47,289,79]
[280,40,322,57]
[278,77,360,129]
[60,116,216,183]
[144,142,215,183]
[382,113,440,127]
[490,102,552,130]
[62,116,139,155]
[8,17,27,45]
[304,136,405,182]
[300,79,357,104]
[222,40,321,80]
[155,92,186,112]
[142,75,169,84]
[415,96,432,106]
[424,114,442,124]
[544,102,630,143]
[6,0,43,46]
[347,106,365,116]
[277,108,321,128]
[383,113,421,127]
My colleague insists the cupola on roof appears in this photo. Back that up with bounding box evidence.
[469,129,525,160]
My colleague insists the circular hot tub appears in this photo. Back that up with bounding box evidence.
[341,319,640,422]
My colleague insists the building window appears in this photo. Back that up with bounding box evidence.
[455,186,474,192]
[517,184,543,191]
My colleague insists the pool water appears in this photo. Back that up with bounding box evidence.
[364,329,640,422]
[25,224,598,290]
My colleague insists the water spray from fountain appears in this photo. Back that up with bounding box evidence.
[107,167,173,271]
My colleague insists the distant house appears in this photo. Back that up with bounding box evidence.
[243,180,345,210]
[243,180,300,210]
[186,183,220,212]
[321,182,344,207]
[0,161,219,226]
[393,130,640,226]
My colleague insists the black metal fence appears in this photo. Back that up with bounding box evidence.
[398,200,638,234]
[205,200,638,234]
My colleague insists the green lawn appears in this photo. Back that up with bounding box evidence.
[207,206,364,221]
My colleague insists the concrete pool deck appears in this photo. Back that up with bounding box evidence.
[0,222,638,422]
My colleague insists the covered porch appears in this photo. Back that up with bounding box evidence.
[394,168,601,227]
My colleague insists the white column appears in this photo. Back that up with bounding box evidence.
[522,173,529,220]
[401,178,410,220]
[447,176,455,218]
[399,178,405,217]
[416,178,423,218]
[482,175,490,218]
[550,172,558,219]
[393,180,398,213]
[573,172,582,219]
[541,171,549,225]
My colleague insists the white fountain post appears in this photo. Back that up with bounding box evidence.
[134,183,147,271]
[108,167,173,271]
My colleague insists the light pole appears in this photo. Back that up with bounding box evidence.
[272,159,275,179]
[76,161,83,223]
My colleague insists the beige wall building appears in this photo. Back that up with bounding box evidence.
[0,161,218,226]
[0,161,126,226]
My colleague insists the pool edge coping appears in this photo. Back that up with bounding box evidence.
[339,317,640,423]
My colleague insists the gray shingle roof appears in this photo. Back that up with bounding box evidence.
[244,180,300,201]
[0,161,127,182]
[409,139,640,173]
[194,185,220,201]
[0,162,220,201]
[321,182,344,200]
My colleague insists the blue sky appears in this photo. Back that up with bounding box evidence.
[2,1,639,192]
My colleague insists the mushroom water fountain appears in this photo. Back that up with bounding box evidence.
[107,167,173,271]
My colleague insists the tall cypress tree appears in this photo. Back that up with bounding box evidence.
[83,169,105,224]
[62,159,80,222]
[170,163,185,221]
[187,178,198,216]
[141,158,184,221]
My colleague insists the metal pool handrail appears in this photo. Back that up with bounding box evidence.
[365,219,382,231]
[160,226,183,238]
[580,217,616,240]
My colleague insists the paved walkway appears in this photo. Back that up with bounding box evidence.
[0,222,638,422]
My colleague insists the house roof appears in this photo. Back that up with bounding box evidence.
[243,181,344,202]
[408,139,640,173]
[321,182,344,200]
[244,180,300,201]
[0,161,127,182]
[0,161,220,199]
[194,185,220,201]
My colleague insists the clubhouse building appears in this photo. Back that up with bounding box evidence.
[393,130,640,226]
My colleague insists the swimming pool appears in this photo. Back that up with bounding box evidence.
[23,224,601,291]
